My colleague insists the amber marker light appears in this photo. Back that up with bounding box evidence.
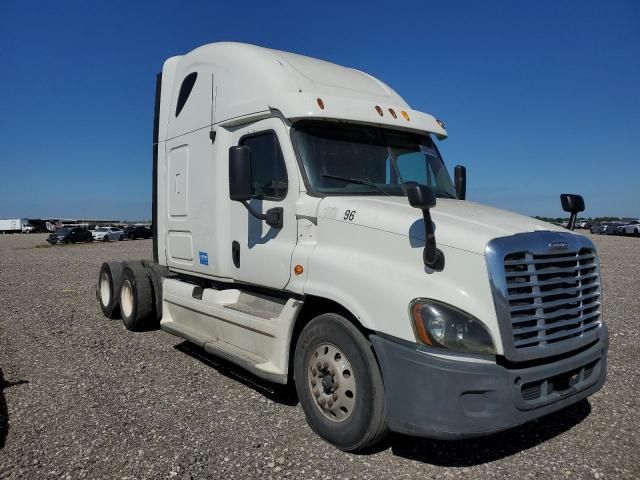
[317,98,325,109]
[436,118,445,128]
[401,110,410,121]
[375,105,384,116]
[294,265,304,275]
[388,108,397,119]
[411,302,432,346]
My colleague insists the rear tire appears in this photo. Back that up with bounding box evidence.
[294,313,388,451]
[120,262,153,331]
[143,262,165,327]
[97,262,123,318]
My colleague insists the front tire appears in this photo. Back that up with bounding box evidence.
[120,262,153,331]
[294,313,388,451]
[103,236,109,242]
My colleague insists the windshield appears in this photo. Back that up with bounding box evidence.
[292,121,457,198]
[95,228,107,232]
[57,228,70,234]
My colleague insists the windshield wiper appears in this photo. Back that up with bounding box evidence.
[320,174,391,196]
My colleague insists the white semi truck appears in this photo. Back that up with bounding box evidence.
[96,42,608,451]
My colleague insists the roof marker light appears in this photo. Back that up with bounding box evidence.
[401,110,410,121]
[317,98,325,109]
[375,106,384,116]
[436,118,445,128]
[388,108,397,119]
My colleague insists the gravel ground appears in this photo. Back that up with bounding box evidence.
[0,232,638,479]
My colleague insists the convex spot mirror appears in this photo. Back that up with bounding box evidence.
[405,182,444,271]
[406,182,436,210]
[560,194,585,214]
[560,193,585,231]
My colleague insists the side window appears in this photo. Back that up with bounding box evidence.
[394,151,430,185]
[240,132,288,200]
[175,72,197,117]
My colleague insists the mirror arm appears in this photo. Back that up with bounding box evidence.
[240,201,283,229]
[567,212,577,231]
[420,210,445,270]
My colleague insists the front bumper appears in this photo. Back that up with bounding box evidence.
[370,325,608,440]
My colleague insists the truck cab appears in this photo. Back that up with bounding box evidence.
[97,42,608,451]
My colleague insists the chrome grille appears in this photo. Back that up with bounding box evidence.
[504,247,601,350]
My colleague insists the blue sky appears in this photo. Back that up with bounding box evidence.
[1,0,638,220]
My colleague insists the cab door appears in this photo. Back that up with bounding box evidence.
[228,118,299,289]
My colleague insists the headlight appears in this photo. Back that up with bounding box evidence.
[410,299,496,354]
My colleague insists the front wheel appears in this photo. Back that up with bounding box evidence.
[294,313,388,451]
[103,236,109,242]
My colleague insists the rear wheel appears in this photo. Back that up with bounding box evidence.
[97,262,123,318]
[294,313,388,451]
[120,262,153,331]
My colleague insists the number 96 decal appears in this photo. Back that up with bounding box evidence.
[343,210,356,221]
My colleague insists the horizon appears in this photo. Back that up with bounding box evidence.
[1,1,638,219]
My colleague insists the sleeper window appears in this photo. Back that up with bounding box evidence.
[175,72,198,117]
[240,132,288,200]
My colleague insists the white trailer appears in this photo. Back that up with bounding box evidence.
[0,218,28,233]
[96,43,608,451]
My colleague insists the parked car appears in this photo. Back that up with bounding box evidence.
[615,225,626,235]
[622,220,640,236]
[47,227,93,244]
[593,223,612,235]
[589,223,601,234]
[92,227,124,242]
[124,225,152,240]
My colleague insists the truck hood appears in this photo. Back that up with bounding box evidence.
[316,196,568,255]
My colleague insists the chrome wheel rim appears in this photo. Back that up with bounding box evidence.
[307,343,356,422]
[120,280,134,318]
[99,272,111,306]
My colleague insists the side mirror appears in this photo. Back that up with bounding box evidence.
[454,165,466,200]
[228,145,283,229]
[405,182,445,271]
[560,194,585,231]
[229,146,252,202]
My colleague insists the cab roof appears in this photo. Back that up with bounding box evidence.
[159,42,447,141]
